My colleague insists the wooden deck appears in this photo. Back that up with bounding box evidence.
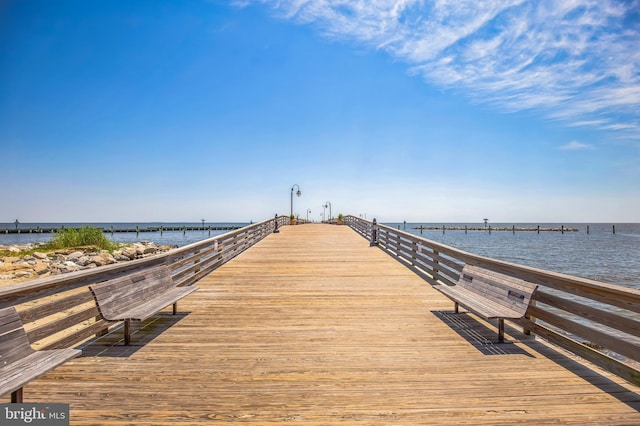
[9,225,640,424]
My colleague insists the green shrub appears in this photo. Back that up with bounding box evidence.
[46,227,117,251]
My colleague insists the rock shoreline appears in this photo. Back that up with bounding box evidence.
[0,241,176,285]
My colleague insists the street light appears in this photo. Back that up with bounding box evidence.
[306,208,311,222]
[324,201,332,222]
[290,184,301,217]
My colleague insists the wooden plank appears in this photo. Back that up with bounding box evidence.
[529,305,640,363]
[116,287,197,321]
[26,305,99,344]
[535,290,640,338]
[39,319,112,350]
[18,291,94,324]
[6,225,640,424]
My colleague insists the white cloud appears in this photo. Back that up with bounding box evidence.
[248,0,640,139]
[558,140,594,150]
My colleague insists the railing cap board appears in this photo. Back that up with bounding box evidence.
[0,256,168,308]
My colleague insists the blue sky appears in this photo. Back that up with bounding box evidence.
[1,0,639,223]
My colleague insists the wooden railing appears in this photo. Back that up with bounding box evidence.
[0,215,290,351]
[344,215,640,386]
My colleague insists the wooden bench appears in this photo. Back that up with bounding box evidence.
[89,265,198,345]
[1,306,81,403]
[435,265,538,342]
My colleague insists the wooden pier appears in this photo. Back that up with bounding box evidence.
[4,224,639,424]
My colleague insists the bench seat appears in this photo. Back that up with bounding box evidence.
[1,306,81,403]
[89,265,198,345]
[437,284,525,320]
[108,286,197,322]
[436,265,538,342]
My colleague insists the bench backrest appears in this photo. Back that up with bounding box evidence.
[0,306,34,365]
[89,264,174,319]
[457,265,538,316]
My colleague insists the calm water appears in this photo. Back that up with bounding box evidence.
[2,221,639,290]
[0,222,249,248]
[384,223,640,290]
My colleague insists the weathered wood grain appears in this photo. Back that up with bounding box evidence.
[5,224,639,424]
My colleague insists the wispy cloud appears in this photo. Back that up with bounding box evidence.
[558,140,594,150]
[247,0,640,139]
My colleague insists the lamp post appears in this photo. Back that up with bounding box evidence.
[322,204,326,223]
[306,209,311,222]
[324,201,332,222]
[290,184,301,217]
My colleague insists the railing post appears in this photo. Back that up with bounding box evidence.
[524,300,536,336]
[194,248,201,278]
[432,250,440,282]
[273,214,280,233]
[369,218,378,246]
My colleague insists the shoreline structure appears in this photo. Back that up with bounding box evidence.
[412,225,579,232]
[0,225,242,234]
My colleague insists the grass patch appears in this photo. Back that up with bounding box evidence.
[46,227,118,252]
[1,227,121,258]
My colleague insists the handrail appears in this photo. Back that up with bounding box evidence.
[0,215,290,351]
[344,215,640,386]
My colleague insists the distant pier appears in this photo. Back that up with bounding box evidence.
[0,225,242,234]
[413,225,579,232]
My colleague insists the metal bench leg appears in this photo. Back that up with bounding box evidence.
[454,302,459,314]
[173,302,178,315]
[124,319,131,345]
[11,388,23,403]
[498,319,504,343]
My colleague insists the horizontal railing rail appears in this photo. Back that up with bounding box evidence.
[344,215,640,386]
[0,215,290,351]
